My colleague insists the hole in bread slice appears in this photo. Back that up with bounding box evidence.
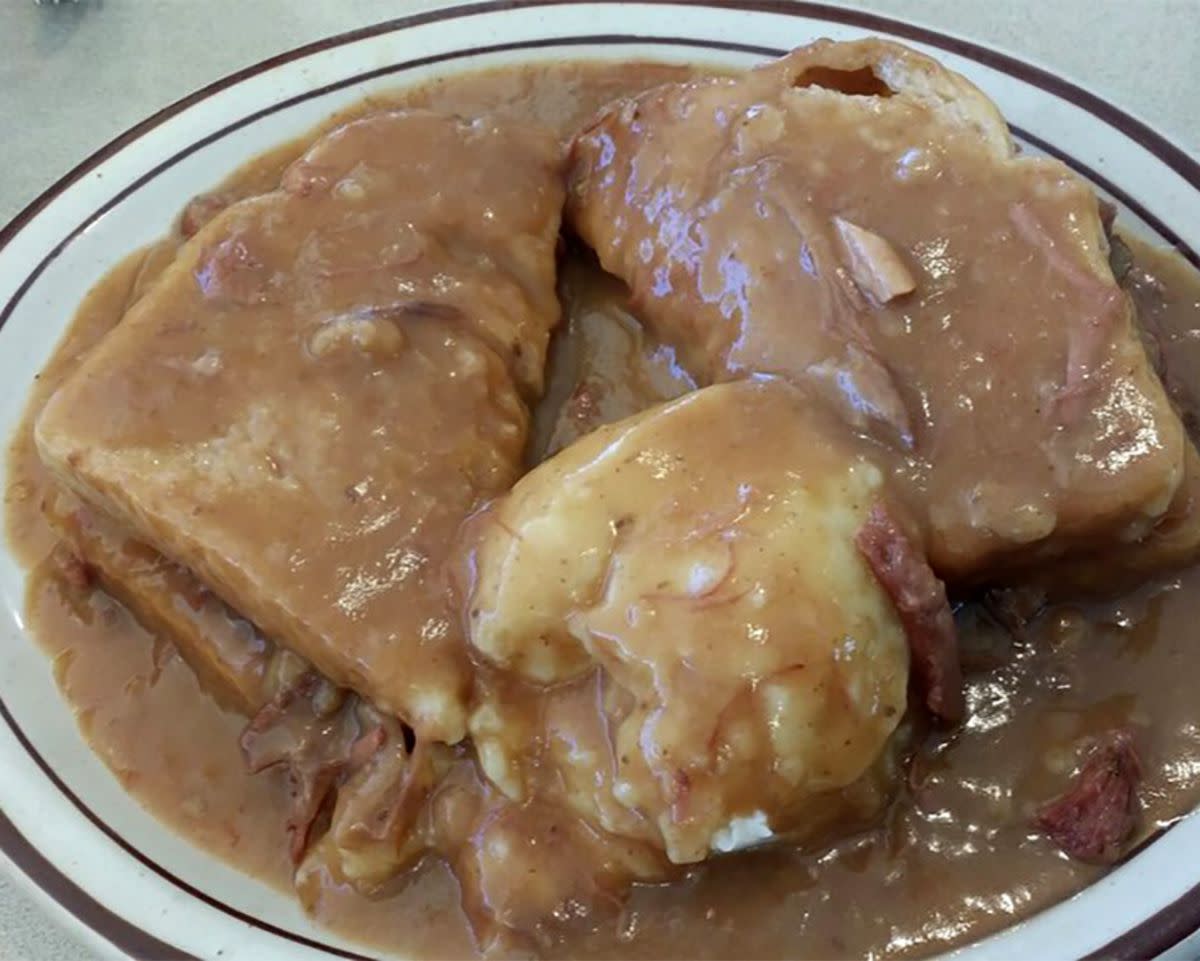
[793,65,894,97]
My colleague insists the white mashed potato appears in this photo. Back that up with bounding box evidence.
[460,380,910,864]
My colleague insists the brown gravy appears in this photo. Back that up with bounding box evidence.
[6,59,1200,960]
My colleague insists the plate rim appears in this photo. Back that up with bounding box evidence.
[3,0,1198,257]
[2,2,1199,958]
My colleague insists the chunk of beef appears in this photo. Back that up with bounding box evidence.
[856,504,964,723]
[240,673,401,864]
[1034,729,1142,864]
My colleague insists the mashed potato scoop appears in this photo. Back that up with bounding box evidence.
[461,379,920,863]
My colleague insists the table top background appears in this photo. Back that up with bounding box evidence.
[1,0,1197,957]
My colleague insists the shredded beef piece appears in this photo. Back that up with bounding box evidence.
[53,544,95,592]
[833,217,917,304]
[180,191,237,239]
[240,672,378,863]
[855,504,964,723]
[1034,729,1142,864]
[330,729,433,878]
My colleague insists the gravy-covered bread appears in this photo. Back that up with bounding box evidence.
[43,485,278,716]
[460,380,918,865]
[43,485,433,868]
[36,110,565,743]
[568,38,1196,581]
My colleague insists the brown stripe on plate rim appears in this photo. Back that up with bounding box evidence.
[1,10,1197,341]
[0,809,196,961]
[0,696,379,961]
[1085,876,1200,960]
[0,35,783,338]
[2,0,1197,260]
[1,3,1199,959]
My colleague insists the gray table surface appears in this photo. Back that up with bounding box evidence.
[1,0,1197,957]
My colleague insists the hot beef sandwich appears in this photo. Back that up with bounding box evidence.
[17,39,1200,958]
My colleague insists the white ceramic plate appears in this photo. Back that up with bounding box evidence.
[3,3,1200,958]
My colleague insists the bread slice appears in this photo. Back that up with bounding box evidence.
[37,110,564,742]
[43,485,288,714]
[567,38,1197,583]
